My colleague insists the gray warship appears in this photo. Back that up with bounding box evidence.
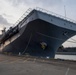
[0,8,76,58]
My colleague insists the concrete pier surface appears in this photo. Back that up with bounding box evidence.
[0,54,76,75]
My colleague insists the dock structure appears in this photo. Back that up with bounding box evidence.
[0,54,76,75]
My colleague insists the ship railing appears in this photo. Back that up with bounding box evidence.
[13,8,33,27]
[12,7,76,28]
[35,7,76,24]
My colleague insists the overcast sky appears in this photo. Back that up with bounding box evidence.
[0,0,76,47]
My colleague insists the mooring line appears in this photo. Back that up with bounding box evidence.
[22,33,32,55]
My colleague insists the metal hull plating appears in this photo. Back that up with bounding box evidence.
[1,19,76,58]
[0,9,76,58]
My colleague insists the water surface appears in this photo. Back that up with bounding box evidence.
[55,54,76,61]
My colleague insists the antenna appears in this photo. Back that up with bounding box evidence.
[62,0,67,19]
[64,5,66,19]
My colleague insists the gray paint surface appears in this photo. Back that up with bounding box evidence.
[0,10,76,58]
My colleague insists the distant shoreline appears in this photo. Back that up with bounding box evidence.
[56,52,76,55]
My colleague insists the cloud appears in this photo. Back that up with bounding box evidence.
[7,0,62,8]
[2,0,76,22]
[6,0,64,17]
[63,35,76,47]
[0,15,11,27]
[0,0,76,47]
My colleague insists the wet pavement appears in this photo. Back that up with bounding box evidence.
[0,54,76,75]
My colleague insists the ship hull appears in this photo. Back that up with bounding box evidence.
[1,19,76,58]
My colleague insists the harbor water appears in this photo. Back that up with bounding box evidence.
[55,54,76,61]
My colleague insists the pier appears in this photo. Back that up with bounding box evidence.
[0,54,76,75]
